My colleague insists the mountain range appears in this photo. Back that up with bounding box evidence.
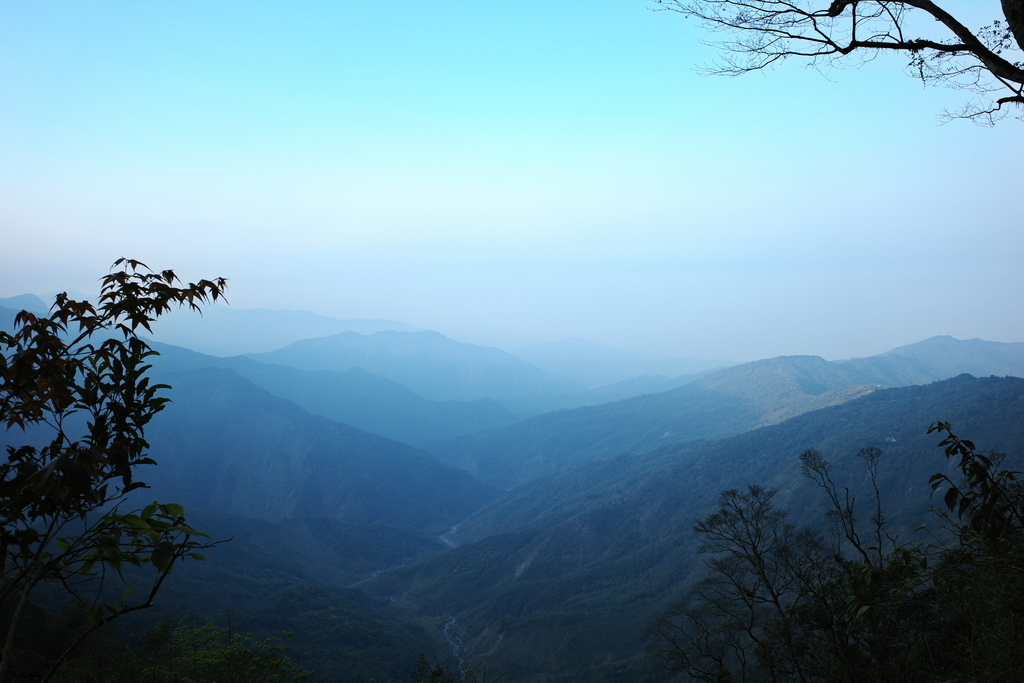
[3,296,1024,681]
[149,343,519,446]
[143,366,500,531]
[245,329,583,415]
[147,302,423,356]
[427,338,1024,489]
[365,374,1024,682]
[512,336,729,388]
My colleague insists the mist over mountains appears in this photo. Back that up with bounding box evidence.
[3,295,1024,681]
[367,374,1024,681]
[246,330,582,416]
[143,366,501,530]
[148,303,424,356]
[149,343,519,446]
[512,336,729,388]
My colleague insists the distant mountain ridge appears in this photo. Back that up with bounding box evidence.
[428,354,877,488]
[149,342,518,446]
[0,294,49,315]
[836,335,1024,386]
[247,330,582,415]
[146,303,421,356]
[427,339,1024,489]
[512,336,731,388]
[5,295,735,410]
[0,296,51,336]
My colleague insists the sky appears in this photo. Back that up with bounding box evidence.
[1,1,1021,362]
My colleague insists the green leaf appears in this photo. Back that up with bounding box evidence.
[121,514,150,530]
[944,487,958,512]
[85,607,104,627]
[161,502,185,518]
[151,543,175,573]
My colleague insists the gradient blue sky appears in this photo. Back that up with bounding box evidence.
[1,1,1020,361]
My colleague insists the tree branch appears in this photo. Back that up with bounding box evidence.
[656,0,1024,122]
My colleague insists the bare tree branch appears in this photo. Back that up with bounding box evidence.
[655,0,1024,123]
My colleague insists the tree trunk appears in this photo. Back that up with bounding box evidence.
[1002,0,1024,52]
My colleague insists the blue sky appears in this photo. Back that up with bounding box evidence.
[1,1,1020,361]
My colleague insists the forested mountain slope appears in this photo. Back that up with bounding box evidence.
[429,339,1024,490]
[366,375,1024,682]
[144,366,501,531]
[120,510,448,682]
[119,362,505,682]
[429,355,876,489]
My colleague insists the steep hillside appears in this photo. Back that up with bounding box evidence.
[247,330,580,414]
[126,511,448,682]
[429,355,876,489]
[144,366,501,532]
[367,375,1024,682]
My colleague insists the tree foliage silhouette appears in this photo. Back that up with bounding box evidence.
[650,424,1024,681]
[0,259,227,681]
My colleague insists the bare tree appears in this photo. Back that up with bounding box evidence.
[648,486,836,682]
[650,430,1024,681]
[654,0,1024,124]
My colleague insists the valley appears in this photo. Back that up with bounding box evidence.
[5,296,1022,681]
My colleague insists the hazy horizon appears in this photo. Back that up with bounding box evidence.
[3,1,1021,361]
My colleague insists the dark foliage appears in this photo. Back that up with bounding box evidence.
[0,260,226,681]
[650,423,1024,681]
